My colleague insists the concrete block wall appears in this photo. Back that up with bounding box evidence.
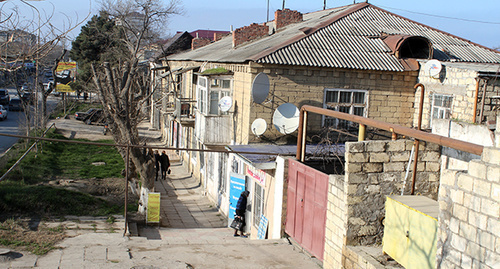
[344,139,441,246]
[415,64,480,129]
[323,174,348,269]
[437,147,500,269]
[247,65,418,142]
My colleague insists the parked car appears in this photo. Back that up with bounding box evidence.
[75,108,105,124]
[9,98,23,111]
[75,108,98,121]
[21,91,33,104]
[0,105,8,120]
[0,89,9,106]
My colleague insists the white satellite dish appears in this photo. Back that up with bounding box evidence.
[273,103,300,134]
[251,118,267,136]
[424,60,442,79]
[219,96,233,112]
[251,72,270,104]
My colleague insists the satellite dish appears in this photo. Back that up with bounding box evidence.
[251,118,267,136]
[424,60,442,79]
[251,72,270,104]
[273,103,300,134]
[219,96,233,112]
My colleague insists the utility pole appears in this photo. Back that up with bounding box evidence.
[282,0,285,10]
[324,0,327,10]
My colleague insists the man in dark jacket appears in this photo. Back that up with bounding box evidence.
[234,190,250,237]
[160,150,170,180]
[154,150,161,181]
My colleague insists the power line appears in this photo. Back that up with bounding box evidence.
[379,5,500,25]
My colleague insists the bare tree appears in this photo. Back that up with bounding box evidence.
[91,0,182,212]
[0,0,90,130]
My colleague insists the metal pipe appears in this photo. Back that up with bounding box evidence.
[296,109,305,161]
[297,105,483,157]
[300,109,308,162]
[472,78,481,123]
[411,83,425,195]
[124,144,130,237]
[358,124,366,141]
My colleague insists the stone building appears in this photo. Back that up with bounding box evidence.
[150,2,500,265]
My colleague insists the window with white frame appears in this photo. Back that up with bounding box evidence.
[253,182,265,227]
[197,77,208,114]
[323,89,367,129]
[431,94,453,124]
[197,76,231,115]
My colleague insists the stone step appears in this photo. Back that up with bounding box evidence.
[127,221,138,237]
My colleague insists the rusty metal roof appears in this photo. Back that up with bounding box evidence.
[167,3,500,72]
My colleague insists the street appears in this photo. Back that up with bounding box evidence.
[0,88,60,157]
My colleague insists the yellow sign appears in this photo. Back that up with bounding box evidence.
[146,192,161,223]
[55,61,77,93]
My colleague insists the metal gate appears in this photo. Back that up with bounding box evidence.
[286,159,328,261]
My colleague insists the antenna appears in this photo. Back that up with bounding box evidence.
[251,72,270,104]
[218,96,233,112]
[251,118,267,136]
[424,60,442,79]
[272,103,300,134]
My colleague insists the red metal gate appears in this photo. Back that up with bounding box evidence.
[286,159,329,261]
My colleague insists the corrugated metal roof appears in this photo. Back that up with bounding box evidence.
[167,3,500,72]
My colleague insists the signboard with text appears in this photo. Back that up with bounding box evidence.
[146,192,161,223]
[55,62,77,92]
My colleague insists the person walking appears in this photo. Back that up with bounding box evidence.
[233,190,250,237]
[154,150,161,181]
[160,150,170,180]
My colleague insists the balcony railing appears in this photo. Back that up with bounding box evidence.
[174,98,196,126]
[195,111,231,145]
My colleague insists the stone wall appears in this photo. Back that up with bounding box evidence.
[344,139,441,246]
[437,147,500,268]
[248,65,418,143]
[323,139,441,269]
[414,63,500,129]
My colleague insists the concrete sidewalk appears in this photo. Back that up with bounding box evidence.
[4,151,320,269]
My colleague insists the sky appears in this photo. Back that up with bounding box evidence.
[6,0,500,49]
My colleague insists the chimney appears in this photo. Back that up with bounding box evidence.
[191,37,211,50]
[275,9,303,29]
[214,32,229,42]
[232,23,269,48]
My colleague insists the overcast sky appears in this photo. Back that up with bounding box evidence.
[6,0,500,49]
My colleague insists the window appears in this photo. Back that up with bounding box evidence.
[431,94,453,124]
[197,76,231,115]
[253,182,265,227]
[197,77,208,113]
[323,89,367,129]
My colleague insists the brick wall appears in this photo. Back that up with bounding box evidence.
[275,9,303,29]
[437,147,500,268]
[191,37,211,50]
[232,23,268,47]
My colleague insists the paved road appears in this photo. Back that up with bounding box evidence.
[0,89,60,157]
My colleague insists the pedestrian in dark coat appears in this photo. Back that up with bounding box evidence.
[154,150,161,181]
[160,150,170,180]
[234,190,250,237]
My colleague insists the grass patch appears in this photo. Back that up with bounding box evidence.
[1,130,124,183]
[0,219,65,255]
[0,181,122,216]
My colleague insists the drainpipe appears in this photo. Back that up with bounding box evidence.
[472,78,481,123]
[411,83,425,195]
